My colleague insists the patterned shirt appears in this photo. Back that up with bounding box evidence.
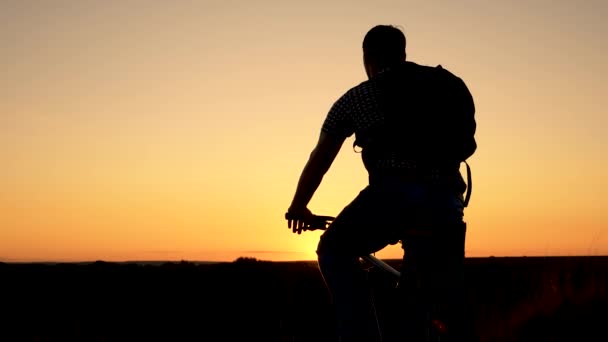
[322,78,382,141]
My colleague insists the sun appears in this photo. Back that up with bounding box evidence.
[293,231,324,261]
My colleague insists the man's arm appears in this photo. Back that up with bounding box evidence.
[286,131,345,231]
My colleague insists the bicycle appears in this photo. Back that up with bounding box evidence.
[291,213,468,342]
[299,214,402,275]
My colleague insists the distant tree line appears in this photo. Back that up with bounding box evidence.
[0,256,606,341]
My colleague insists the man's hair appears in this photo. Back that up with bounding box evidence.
[362,25,406,66]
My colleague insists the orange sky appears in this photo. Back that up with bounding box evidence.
[1,0,607,262]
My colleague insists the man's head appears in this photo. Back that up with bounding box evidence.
[362,25,406,78]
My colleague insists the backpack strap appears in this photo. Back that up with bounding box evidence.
[463,161,472,208]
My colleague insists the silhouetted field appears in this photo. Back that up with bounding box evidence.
[1,256,607,341]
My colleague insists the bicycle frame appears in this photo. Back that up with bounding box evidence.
[301,214,401,279]
[296,214,403,341]
[362,254,401,279]
[294,213,468,341]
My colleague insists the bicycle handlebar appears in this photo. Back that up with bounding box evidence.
[284,213,335,231]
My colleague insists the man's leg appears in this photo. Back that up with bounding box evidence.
[398,221,473,341]
[316,187,396,342]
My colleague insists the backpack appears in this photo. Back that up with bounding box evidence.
[354,62,476,206]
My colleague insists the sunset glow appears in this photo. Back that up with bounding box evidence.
[2,0,607,262]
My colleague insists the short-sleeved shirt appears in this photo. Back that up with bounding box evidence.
[322,75,380,142]
[322,72,410,171]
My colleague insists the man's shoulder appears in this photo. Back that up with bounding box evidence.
[406,61,462,80]
[435,64,465,82]
[339,79,376,102]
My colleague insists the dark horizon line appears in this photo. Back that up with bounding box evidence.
[2,254,608,265]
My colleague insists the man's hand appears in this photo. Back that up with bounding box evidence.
[285,207,314,235]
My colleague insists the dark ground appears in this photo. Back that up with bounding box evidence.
[1,256,607,341]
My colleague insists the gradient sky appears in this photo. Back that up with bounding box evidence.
[1,0,607,262]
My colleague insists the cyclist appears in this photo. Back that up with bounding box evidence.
[286,25,477,341]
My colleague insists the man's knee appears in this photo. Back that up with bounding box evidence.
[316,229,346,256]
[316,233,329,256]
[316,250,359,275]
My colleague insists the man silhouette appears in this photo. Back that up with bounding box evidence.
[286,25,477,341]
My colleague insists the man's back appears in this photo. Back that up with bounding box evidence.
[323,60,476,188]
